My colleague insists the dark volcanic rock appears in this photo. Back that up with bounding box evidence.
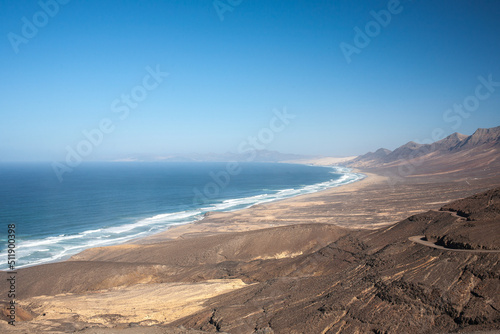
[441,186,500,221]
[4,186,499,333]
[432,187,500,250]
[172,188,500,333]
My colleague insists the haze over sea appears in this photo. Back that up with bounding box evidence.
[0,162,363,270]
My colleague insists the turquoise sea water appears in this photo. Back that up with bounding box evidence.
[0,162,363,269]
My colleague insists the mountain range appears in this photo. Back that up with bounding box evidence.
[347,126,500,172]
[2,126,500,333]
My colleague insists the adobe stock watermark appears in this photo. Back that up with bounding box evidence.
[7,0,71,54]
[6,223,17,326]
[213,0,243,21]
[340,0,406,64]
[192,107,295,205]
[385,73,499,187]
[51,65,168,182]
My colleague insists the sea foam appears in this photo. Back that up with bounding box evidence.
[0,165,364,270]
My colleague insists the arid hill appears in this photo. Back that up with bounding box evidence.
[1,186,499,333]
[1,126,499,333]
[348,126,500,172]
[169,187,500,333]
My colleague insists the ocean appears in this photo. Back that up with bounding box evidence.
[0,162,363,270]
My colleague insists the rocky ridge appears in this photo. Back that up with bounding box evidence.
[348,126,500,169]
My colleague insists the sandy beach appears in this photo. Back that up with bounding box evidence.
[2,160,500,333]
[4,0,500,331]
[125,165,497,244]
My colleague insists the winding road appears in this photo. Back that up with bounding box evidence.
[408,235,500,253]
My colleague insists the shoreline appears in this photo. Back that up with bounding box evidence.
[12,159,499,269]
[115,164,500,247]
[4,162,500,332]
[126,167,374,245]
[5,163,364,270]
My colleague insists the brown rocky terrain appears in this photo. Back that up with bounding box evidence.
[426,187,500,251]
[1,126,499,333]
[347,126,500,173]
[1,184,499,333]
[168,188,500,333]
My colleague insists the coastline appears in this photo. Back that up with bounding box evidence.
[0,163,361,270]
[10,159,498,267]
[126,167,375,245]
[4,162,500,332]
[115,162,500,247]
[72,160,499,250]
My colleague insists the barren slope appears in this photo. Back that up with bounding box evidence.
[171,188,500,333]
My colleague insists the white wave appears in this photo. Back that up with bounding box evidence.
[201,166,364,213]
[103,210,203,234]
[81,228,103,235]
[20,233,85,248]
[0,166,365,271]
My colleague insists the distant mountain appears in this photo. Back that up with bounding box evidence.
[458,126,500,150]
[433,132,468,151]
[347,148,391,166]
[364,148,392,160]
[348,125,500,169]
[114,150,313,163]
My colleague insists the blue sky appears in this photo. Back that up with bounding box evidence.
[1,0,500,161]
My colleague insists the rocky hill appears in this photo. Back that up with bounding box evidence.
[3,186,499,333]
[173,187,500,333]
[348,126,500,170]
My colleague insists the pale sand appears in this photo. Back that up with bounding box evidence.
[130,171,384,244]
[131,165,496,245]
[4,280,248,333]
[4,167,500,332]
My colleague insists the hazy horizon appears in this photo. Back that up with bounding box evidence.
[0,124,496,164]
[2,0,500,162]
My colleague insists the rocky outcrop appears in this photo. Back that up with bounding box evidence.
[348,125,500,169]
[172,188,500,333]
[459,126,500,150]
[428,187,500,250]
[3,186,499,333]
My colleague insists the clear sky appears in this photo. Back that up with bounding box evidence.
[1,0,500,161]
